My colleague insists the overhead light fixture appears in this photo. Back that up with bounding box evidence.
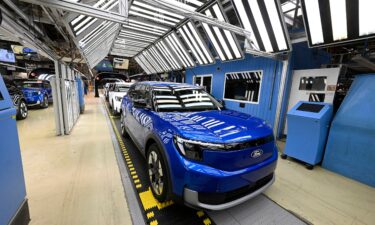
[132,1,185,20]
[129,11,176,26]
[178,22,214,65]
[157,40,182,70]
[165,32,195,68]
[329,0,347,41]
[301,0,375,47]
[359,0,375,36]
[232,0,290,53]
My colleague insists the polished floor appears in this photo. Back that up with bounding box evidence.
[16,93,375,225]
[17,94,131,225]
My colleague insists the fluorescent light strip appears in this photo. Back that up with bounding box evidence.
[304,0,324,45]
[202,23,226,60]
[359,0,375,36]
[205,9,233,60]
[233,0,259,50]
[156,43,173,69]
[162,0,197,11]
[187,22,213,63]
[140,54,157,73]
[135,56,151,74]
[129,11,176,26]
[180,27,204,64]
[126,23,166,34]
[165,36,187,67]
[264,0,288,50]
[132,1,184,19]
[140,55,156,74]
[249,0,273,52]
[212,4,242,58]
[159,42,180,69]
[329,0,348,41]
[159,41,182,69]
[128,19,169,31]
[172,33,195,66]
[130,6,180,23]
[119,34,154,42]
[153,46,172,71]
[121,30,157,39]
[145,51,163,72]
[124,25,165,35]
[150,47,169,71]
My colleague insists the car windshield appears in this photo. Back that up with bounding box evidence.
[153,87,222,112]
[116,86,129,92]
[22,82,42,88]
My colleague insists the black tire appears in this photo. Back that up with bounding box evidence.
[281,154,287,159]
[147,143,169,202]
[120,113,129,138]
[111,100,117,115]
[41,95,49,108]
[16,100,28,120]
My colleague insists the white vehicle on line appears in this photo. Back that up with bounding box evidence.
[108,82,133,115]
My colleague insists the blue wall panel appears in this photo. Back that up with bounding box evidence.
[186,54,283,127]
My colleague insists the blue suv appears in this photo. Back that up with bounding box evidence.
[19,80,52,108]
[120,82,278,210]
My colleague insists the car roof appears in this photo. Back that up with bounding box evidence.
[138,81,199,89]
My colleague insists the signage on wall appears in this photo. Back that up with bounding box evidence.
[113,58,129,70]
[301,0,375,47]
[95,59,113,72]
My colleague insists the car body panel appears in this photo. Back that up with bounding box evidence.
[19,80,52,106]
[121,82,278,209]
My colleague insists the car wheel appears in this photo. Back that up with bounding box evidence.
[120,113,129,138]
[41,95,49,108]
[16,100,28,120]
[147,143,169,202]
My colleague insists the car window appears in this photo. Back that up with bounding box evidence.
[152,86,221,112]
[22,82,43,88]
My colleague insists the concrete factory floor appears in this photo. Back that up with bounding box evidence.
[15,93,375,225]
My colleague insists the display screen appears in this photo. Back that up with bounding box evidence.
[297,103,324,113]
[0,49,16,63]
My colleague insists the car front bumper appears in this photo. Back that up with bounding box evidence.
[166,142,278,209]
[184,173,275,210]
[24,95,42,105]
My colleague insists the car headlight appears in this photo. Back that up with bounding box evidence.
[115,96,122,101]
[173,136,224,161]
[38,91,41,95]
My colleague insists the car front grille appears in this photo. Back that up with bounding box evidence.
[198,173,274,205]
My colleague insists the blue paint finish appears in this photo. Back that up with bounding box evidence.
[121,82,277,204]
[186,54,283,127]
[284,101,333,165]
[323,75,375,187]
[76,77,85,113]
[0,75,27,225]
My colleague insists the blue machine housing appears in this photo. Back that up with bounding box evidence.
[284,101,333,165]
[0,75,28,224]
[323,74,375,187]
[76,77,85,113]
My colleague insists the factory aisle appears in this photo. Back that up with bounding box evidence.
[16,93,132,225]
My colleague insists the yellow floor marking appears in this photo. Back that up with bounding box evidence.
[129,167,135,171]
[131,171,136,175]
[132,175,138,179]
[136,184,142,189]
[146,211,155,219]
[149,220,158,225]
[139,188,174,210]
[197,211,205,218]
[134,179,140,184]
[203,218,212,225]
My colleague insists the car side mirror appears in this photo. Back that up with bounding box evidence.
[133,99,148,109]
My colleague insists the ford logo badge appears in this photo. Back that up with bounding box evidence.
[251,149,263,158]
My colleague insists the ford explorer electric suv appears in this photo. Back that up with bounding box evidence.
[120,82,278,210]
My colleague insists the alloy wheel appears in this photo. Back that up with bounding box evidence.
[148,151,164,196]
[20,101,28,118]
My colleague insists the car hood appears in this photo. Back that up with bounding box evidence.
[156,110,272,143]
